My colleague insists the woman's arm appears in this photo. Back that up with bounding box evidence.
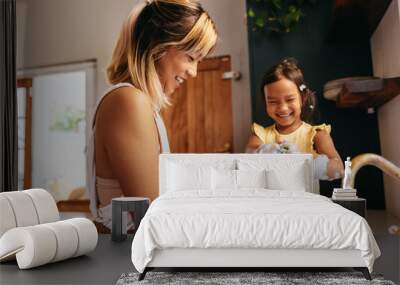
[96,87,160,201]
[313,130,344,179]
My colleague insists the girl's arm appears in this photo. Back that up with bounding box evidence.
[97,88,160,201]
[246,135,264,153]
[313,130,344,179]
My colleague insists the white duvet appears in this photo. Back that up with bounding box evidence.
[131,190,380,273]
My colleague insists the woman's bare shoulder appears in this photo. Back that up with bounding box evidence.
[97,86,153,124]
[103,86,151,111]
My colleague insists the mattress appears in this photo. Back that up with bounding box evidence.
[131,190,380,273]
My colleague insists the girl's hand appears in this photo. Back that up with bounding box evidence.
[327,157,344,179]
[313,130,344,180]
[246,140,300,154]
[255,141,299,154]
[256,143,281,154]
[314,154,343,180]
[278,140,300,154]
[314,154,329,180]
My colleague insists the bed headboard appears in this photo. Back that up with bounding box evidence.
[159,154,314,195]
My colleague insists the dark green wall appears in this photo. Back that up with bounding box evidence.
[247,0,384,208]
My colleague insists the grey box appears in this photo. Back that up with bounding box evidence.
[112,197,150,242]
[331,198,366,218]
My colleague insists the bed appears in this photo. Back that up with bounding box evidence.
[131,154,380,280]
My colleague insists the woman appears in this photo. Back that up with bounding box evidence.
[87,0,218,231]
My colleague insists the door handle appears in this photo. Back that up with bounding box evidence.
[222,71,241,81]
[215,143,232,153]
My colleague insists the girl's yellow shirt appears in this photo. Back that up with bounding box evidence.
[251,121,331,158]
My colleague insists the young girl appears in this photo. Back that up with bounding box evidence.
[246,58,343,182]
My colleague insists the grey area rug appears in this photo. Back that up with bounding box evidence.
[116,272,396,285]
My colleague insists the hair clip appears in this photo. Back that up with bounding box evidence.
[299,84,306,92]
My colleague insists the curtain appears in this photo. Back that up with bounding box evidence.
[0,0,17,192]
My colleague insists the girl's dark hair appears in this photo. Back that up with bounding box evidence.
[260,58,317,123]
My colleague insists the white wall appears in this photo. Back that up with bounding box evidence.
[16,0,252,152]
[370,0,400,219]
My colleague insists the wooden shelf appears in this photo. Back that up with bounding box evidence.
[336,77,400,108]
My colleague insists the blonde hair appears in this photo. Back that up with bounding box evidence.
[107,0,218,110]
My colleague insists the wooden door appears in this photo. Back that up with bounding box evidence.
[162,56,233,153]
[17,78,33,189]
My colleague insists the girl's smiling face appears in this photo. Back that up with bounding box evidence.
[264,77,302,133]
[156,47,203,95]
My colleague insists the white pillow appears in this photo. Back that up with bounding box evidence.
[236,169,268,188]
[167,162,211,191]
[211,169,268,190]
[237,157,309,192]
[212,168,236,190]
[266,168,306,191]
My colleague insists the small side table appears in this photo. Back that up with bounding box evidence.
[112,197,150,242]
[331,198,366,218]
